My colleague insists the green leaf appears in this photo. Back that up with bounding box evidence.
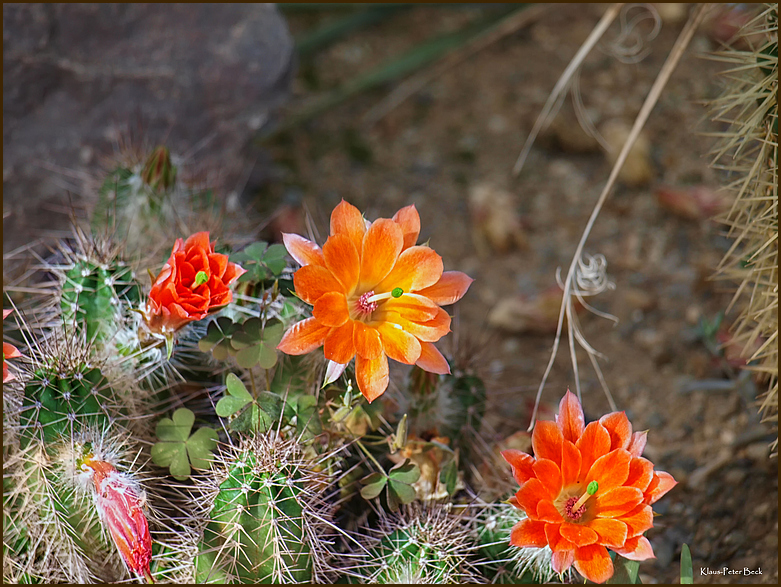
[215,395,251,419]
[359,472,387,500]
[198,317,238,361]
[387,479,417,512]
[257,391,284,422]
[296,395,322,440]
[608,555,641,584]
[168,445,192,480]
[186,427,218,470]
[680,544,693,584]
[230,318,283,369]
[156,408,195,442]
[152,409,217,480]
[388,459,420,484]
[439,459,458,496]
[151,440,180,468]
[226,373,253,401]
[216,374,253,418]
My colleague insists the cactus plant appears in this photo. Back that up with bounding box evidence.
[710,3,778,448]
[343,504,482,584]
[191,432,340,584]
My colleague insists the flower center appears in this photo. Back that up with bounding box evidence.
[352,288,405,321]
[356,291,379,316]
[564,496,586,521]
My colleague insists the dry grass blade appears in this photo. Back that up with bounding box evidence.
[527,3,713,431]
[512,3,624,176]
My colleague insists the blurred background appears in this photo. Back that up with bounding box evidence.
[3,3,777,583]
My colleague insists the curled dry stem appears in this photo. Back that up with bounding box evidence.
[527,3,713,431]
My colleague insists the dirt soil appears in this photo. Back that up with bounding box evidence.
[267,4,777,584]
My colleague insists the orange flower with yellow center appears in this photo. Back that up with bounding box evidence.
[502,390,677,584]
[277,200,473,402]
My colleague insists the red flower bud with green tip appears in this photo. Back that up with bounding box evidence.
[141,145,177,193]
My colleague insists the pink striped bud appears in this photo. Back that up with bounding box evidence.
[82,457,154,583]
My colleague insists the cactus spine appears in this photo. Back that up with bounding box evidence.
[711,4,778,447]
[192,433,339,584]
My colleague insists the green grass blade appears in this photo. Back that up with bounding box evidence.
[680,544,693,584]
[295,5,412,58]
[263,5,526,140]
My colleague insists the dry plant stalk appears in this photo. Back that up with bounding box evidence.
[526,4,712,430]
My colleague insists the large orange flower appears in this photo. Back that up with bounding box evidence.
[502,390,677,584]
[3,309,22,384]
[144,232,245,335]
[277,200,473,402]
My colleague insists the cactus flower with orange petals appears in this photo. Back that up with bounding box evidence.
[144,232,245,346]
[3,309,22,383]
[502,390,677,584]
[81,456,154,583]
[277,200,473,402]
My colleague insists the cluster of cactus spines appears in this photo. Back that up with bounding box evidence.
[473,502,567,584]
[342,504,483,584]
[2,327,152,583]
[710,3,778,446]
[189,432,341,584]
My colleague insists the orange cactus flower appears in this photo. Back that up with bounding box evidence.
[144,232,245,336]
[277,200,473,402]
[82,456,154,583]
[3,309,22,383]
[502,390,677,584]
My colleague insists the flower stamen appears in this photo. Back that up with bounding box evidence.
[365,287,405,305]
[356,291,379,315]
[566,481,598,521]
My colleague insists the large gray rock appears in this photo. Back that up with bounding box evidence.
[3,3,294,253]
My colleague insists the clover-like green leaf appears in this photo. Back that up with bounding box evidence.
[359,472,387,500]
[155,408,194,442]
[215,374,253,418]
[439,459,459,496]
[230,318,284,369]
[198,317,239,361]
[232,241,288,283]
[387,479,417,512]
[295,395,322,441]
[152,408,216,480]
[186,427,219,470]
[388,459,421,485]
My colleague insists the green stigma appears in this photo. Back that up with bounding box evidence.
[587,481,599,495]
[194,271,209,286]
[391,287,404,298]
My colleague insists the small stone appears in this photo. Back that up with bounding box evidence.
[468,182,529,255]
[753,502,772,519]
[685,305,702,325]
[743,442,770,461]
[600,119,654,187]
[723,468,746,485]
